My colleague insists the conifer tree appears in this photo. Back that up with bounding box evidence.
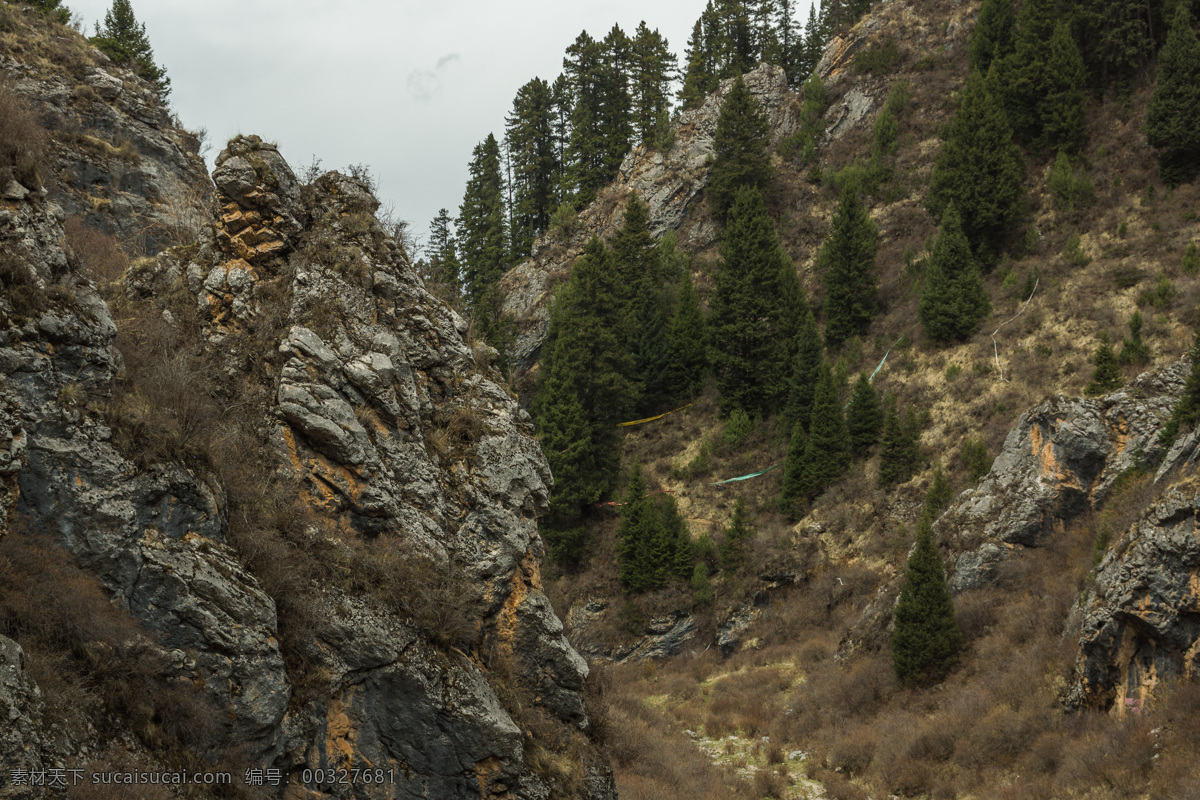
[506,78,559,259]
[846,372,883,456]
[617,463,658,591]
[1039,22,1088,154]
[1146,7,1200,185]
[708,74,774,221]
[424,209,461,299]
[679,19,713,110]
[919,204,992,343]
[783,302,823,432]
[820,185,878,347]
[631,22,678,146]
[708,188,801,415]
[798,360,851,498]
[968,0,1016,74]
[458,134,509,311]
[995,0,1058,145]
[1085,334,1124,396]
[92,0,170,100]
[779,419,807,516]
[927,71,1023,266]
[719,498,755,570]
[801,2,823,77]
[667,272,709,398]
[878,397,922,488]
[612,194,660,306]
[923,462,953,522]
[1160,323,1200,445]
[892,516,962,685]
[1119,310,1150,366]
[631,272,673,414]
[599,25,636,175]
[775,0,804,80]
[666,497,695,580]
[1080,0,1153,94]
[533,237,637,517]
[563,31,609,205]
[534,356,600,520]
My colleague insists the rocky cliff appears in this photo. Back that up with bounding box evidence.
[1,3,212,254]
[498,62,799,378]
[931,357,1200,713]
[1,118,611,800]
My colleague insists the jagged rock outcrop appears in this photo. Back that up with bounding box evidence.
[943,361,1187,591]
[499,63,798,378]
[1066,479,1200,711]
[1,129,613,797]
[1,9,212,255]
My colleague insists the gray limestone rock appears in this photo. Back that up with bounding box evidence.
[0,636,46,800]
[1066,487,1200,711]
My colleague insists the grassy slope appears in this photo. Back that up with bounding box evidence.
[545,0,1200,797]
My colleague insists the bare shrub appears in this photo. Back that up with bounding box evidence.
[64,217,129,284]
[0,80,45,188]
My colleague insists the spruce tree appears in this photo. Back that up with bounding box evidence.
[927,71,1023,266]
[1038,22,1088,154]
[779,419,807,516]
[424,209,461,299]
[617,463,658,591]
[968,0,1016,74]
[878,396,920,488]
[631,272,673,414]
[679,13,719,110]
[1146,7,1200,185]
[995,0,1059,145]
[534,355,600,520]
[1119,310,1150,366]
[719,498,755,570]
[532,237,637,517]
[1160,324,1200,445]
[665,497,695,580]
[892,517,962,685]
[801,2,823,77]
[92,0,170,100]
[708,188,802,416]
[667,272,709,398]
[1080,0,1153,94]
[846,372,883,456]
[599,25,636,178]
[458,134,509,311]
[923,462,953,522]
[563,31,609,205]
[820,185,878,347]
[631,22,678,146]
[506,78,559,259]
[919,204,992,343]
[708,74,774,221]
[798,360,851,499]
[783,300,824,433]
[612,193,660,306]
[1085,334,1124,396]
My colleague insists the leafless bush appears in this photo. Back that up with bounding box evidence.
[0,80,45,188]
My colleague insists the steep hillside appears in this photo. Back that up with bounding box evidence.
[496,0,1200,798]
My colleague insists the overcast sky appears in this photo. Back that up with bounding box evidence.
[69,0,719,250]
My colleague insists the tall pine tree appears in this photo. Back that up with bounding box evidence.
[783,301,824,432]
[423,208,461,299]
[892,517,962,685]
[91,0,170,100]
[927,71,1023,267]
[820,185,878,347]
[630,22,678,146]
[845,372,883,456]
[708,73,774,221]
[1146,7,1200,185]
[968,0,1015,75]
[667,272,709,398]
[708,188,802,416]
[918,204,992,343]
[797,359,851,498]
[533,237,637,518]
[1160,321,1200,445]
[458,133,509,311]
[506,78,560,259]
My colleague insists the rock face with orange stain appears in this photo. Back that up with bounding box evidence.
[170,137,608,798]
[944,361,1187,592]
[1067,483,1200,711]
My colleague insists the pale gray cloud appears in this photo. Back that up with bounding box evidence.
[66,1,759,242]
